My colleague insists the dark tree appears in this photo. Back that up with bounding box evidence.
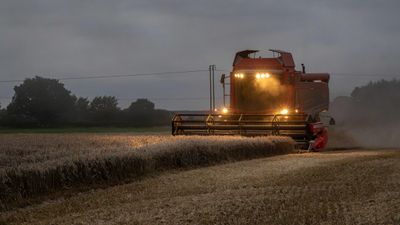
[6,76,76,126]
[75,97,90,114]
[124,99,170,126]
[90,96,120,124]
[0,103,4,126]
[128,98,155,112]
[1,78,172,127]
[71,97,90,124]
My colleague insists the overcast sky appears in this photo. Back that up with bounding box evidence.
[1,0,399,110]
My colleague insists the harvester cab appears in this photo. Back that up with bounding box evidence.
[172,49,332,150]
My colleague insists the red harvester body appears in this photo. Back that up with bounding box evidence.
[172,50,333,150]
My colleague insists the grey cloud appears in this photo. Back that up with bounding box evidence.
[1,0,400,110]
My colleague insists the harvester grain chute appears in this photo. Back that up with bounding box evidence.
[172,49,334,150]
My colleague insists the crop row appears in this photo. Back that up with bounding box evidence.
[0,135,294,210]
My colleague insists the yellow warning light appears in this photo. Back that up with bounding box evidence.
[235,73,244,79]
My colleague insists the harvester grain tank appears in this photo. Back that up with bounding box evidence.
[172,50,334,150]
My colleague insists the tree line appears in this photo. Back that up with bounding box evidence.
[2,76,397,128]
[0,76,172,127]
[330,79,400,127]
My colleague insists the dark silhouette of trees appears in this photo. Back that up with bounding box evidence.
[72,97,90,125]
[123,98,170,126]
[331,79,400,127]
[0,76,171,127]
[0,104,5,124]
[89,96,120,125]
[5,76,76,126]
[5,76,399,129]
[76,97,90,113]
[128,98,155,111]
[90,96,119,113]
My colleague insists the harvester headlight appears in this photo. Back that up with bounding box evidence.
[280,108,289,115]
[255,73,270,79]
[234,73,244,79]
[222,107,229,114]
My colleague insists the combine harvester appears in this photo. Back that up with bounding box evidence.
[172,50,334,150]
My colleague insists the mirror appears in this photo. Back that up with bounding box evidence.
[329,117,336,125]
[220,74,225,84]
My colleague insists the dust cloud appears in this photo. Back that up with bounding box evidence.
[254,77,286,97]
[235,76,288,112]
[329,80,400,148]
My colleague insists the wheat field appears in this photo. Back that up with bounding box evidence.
[1,149,398,225]
[0,133,294,210]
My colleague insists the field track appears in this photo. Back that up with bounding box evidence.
[1,149,399,225]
